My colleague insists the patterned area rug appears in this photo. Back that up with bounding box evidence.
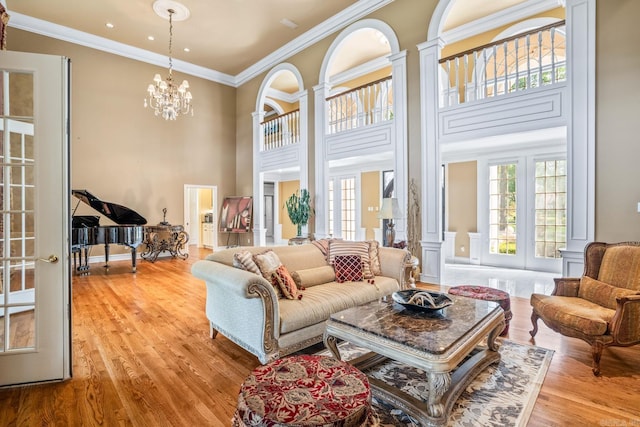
[314,339,553,427]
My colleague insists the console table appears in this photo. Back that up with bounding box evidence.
[141,224,189,262]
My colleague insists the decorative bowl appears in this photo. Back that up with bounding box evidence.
[391,289,454,313]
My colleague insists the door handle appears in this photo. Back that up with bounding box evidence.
[38,255,59,264]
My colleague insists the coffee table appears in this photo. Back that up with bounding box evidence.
[323,294,505,426]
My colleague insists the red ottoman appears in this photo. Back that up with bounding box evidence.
[448,285,512,336]
[233,355,372,426]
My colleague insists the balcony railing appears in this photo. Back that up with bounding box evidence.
[439,20,566,107]
[261,109,300,151]
[326,76,393,135]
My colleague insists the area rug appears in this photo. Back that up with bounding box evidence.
[313,339,553,427]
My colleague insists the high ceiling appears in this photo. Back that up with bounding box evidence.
[6,0,533,81]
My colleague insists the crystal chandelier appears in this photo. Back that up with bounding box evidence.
[144,8,193,120]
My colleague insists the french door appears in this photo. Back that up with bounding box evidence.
[0,51,70,386]
[481,155,565,272]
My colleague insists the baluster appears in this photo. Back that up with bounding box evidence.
[493,45,498,97]
[463,54,468,104]
[454,56,460,105]
[538,30,543,86]
[514,37,519,92]
[482,49,487,99]
[503,41,508,95]
[445,59,451,106]
[526,34,531,88]
[474,53,479,101]
[551,27,556,83]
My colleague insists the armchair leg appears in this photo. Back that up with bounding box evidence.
[591,342,603,376]
[210,323,219,339]
[529,311,540,340]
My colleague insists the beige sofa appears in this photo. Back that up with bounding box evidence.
[191,243,412,364]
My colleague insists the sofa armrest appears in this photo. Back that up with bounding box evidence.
[191,260,281,363]
[610,294,640,345]
[377,247,412,288]
[552,277,581,297]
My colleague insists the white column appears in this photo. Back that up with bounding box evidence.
[418,38,445,284]
[252,111,266,246]
[444,231,456,262]
[562,0,596,276]
[296,89,311,237]
[313,82,330,239]
[390,50,408,242]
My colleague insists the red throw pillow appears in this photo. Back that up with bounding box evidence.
[334,255,364,283]
[271,264,300,299]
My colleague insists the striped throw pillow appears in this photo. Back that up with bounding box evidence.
[328,240,373,279]
[233,250,261,275]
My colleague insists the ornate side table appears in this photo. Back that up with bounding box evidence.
[141,224,189,262]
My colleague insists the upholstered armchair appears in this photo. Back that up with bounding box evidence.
[530,242,640,376]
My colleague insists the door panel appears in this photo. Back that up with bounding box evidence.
[0,51,70,386]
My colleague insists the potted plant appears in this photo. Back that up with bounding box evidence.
[285,189,312,237]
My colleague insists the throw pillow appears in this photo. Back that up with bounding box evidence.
[272,264,300,299]
[253,250,282,280]
[328,240,373,279]
[233,250,261,275]
[578,276,640,310]
[291,266,336,288]
[367,240,382,276]
[334,255,364,283]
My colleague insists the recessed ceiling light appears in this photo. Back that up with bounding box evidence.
[280,18,298,29]
[106,22,114,29]
[183,47,190,52]
[148,36,155,41]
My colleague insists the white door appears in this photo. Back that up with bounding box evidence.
[0,51,70,386]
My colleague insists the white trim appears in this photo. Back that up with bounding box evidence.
[266,88,298,104]
[8,0,393,88]
[492,17,564,41]
[236,0,394,86]
[7,12,236,86]
[440,0,564,44]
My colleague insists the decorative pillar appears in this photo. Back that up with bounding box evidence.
[418,37,445,284]
[390,50,408,243]
[561,0,596,276]
[313,82,330,239]
[296,89,310,237]
[252,111,266,246]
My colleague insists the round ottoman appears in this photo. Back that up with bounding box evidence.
[448,285,512,336]
[233,355,372,427]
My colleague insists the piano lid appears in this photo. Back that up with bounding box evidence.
[72,189,147,225]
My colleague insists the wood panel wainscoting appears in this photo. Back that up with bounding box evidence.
[1,246,639,426]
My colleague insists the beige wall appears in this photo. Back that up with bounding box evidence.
[9,28,237,254]
[361,171,381,240]
[595,1,640,242]
[447,162,477,258]
[279,180,300,239]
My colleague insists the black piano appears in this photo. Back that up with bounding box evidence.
[72,189,147,273]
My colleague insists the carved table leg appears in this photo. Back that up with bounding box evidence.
[323,332,341,360]
[426,371,451,419]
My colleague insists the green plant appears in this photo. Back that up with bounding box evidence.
[285,189,313,237]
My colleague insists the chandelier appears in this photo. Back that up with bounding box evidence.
[144,8,193,120]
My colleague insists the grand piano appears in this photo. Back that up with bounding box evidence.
[72,189,147,273]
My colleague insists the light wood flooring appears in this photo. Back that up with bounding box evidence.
[1,246,639,426]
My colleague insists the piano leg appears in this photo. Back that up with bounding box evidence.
[104,243,110,271]
[131,248,138,273]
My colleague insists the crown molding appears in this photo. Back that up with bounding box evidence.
[8,0,393,88]
[441,0,564,44]
[234,0,394,86]
[7,11,237,86]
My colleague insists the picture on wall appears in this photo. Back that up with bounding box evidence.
[220,196,253,233]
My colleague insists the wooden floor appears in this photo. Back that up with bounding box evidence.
[1,246,639,426]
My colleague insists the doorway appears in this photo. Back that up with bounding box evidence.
[184,185,217,250]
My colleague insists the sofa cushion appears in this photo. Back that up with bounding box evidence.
[328,241,373,279]
[278,277,400,334]
[233,250,261,275]
[597,246,640,291]
[530,293,615,336]
[272,265,299,300]
[254,250,282,279]
[291,266,335,289]
[578,276,640,310]
[334,255,364,283]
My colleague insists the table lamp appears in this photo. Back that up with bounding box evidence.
[378,197,403,247]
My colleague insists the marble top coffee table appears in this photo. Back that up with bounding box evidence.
[323,294,505,427]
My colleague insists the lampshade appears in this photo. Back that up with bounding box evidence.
[378,198,403,220]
